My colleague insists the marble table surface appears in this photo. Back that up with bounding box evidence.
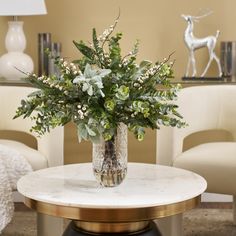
[17,163,207,209]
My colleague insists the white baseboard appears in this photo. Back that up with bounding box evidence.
[201,193,233,202]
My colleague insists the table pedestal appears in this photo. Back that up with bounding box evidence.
[63,221,162,236]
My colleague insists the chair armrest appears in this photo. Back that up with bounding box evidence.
[37,126,64,167]
[156,127,174,166]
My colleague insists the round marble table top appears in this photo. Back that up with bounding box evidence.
[17,163,207,209]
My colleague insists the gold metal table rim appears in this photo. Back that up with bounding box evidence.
[24,195,200,222]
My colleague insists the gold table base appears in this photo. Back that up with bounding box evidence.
[63,220,162,236]
[75,221,149,234]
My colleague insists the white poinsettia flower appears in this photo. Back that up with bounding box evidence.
[73,64,110,97]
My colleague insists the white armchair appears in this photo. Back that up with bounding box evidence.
[0,85,64,236]
[156,85,236,235]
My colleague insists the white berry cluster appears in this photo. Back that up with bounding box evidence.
[133,60,172,89]
[97,20,118,42]
[74,104,89,120]
[118,51,138,69]
[35,74,65,91]
[59,58,82,76]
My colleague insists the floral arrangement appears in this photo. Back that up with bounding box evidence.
[14,18,185,143]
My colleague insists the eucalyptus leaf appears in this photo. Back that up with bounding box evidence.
[85,125,96,136]
[77,123,88,142]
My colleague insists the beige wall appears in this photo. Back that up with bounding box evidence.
[1,0,236,163]
[1,0,236,77]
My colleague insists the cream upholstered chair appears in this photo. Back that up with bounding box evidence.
[0,85,64,236]
[156,85,236,235]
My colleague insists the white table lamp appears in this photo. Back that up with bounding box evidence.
[0,0,47,80]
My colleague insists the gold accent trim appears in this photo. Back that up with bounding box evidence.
[74,221,149,233]
[24,195,200,222]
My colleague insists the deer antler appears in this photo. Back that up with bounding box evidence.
[192,10,213,20]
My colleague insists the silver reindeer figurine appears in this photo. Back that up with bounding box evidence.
[182,12,222,77]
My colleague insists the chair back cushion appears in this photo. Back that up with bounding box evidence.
[0,86,37,134]
[0,86,64,167]
[173,85,236,158]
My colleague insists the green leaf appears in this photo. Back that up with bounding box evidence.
[85,125,96,136]
[92,28,100,52]
[73,40,95,61]
[77,123,88,142]
[140,60,152,68]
